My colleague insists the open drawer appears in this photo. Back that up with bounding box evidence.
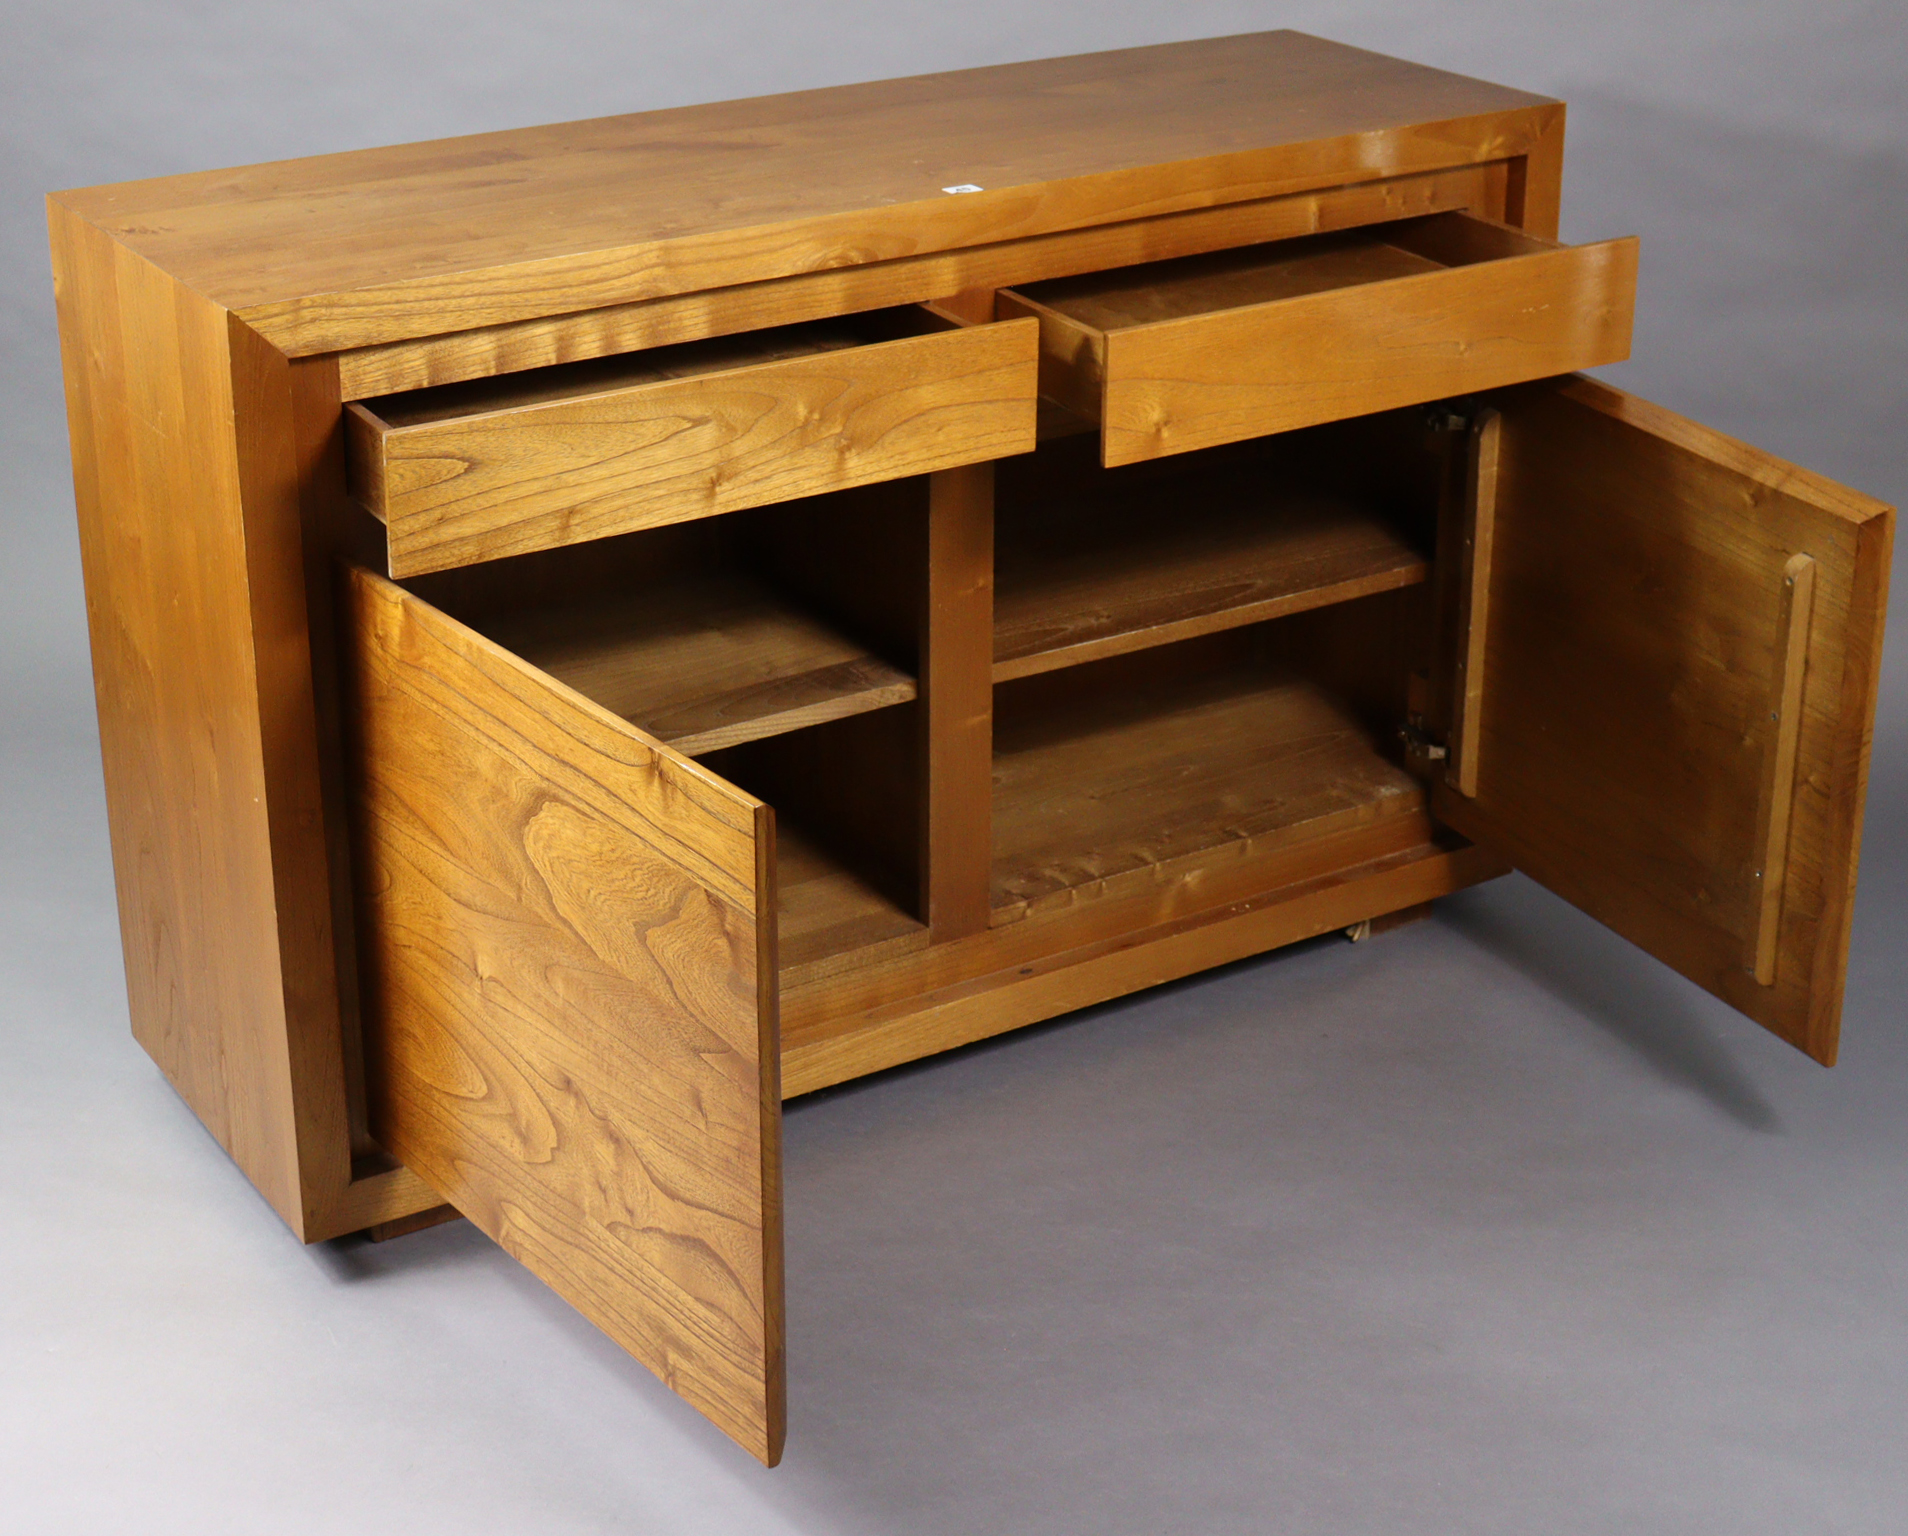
[346,306,1038,576]
[997,212,1637,464]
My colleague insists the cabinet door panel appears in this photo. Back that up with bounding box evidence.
[1434,377,1891,1063]
[345,567,784,1463]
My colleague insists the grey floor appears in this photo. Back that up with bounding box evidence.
[3,5,1904,1532]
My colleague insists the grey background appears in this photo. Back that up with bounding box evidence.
[3,3,1904,1531]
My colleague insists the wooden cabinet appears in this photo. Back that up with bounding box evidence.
[49,32,1892,1467]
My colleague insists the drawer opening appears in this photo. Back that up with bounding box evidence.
[997,211,1637,463]
[990,587,1435,927]
[994,411,1439,682]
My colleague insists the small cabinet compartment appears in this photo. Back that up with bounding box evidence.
[988,406,1451,926]
[347,305,1038,576]
[380,485,934,979]
[990,602,1435,926]
[997,212,1637,464]
[993,414,1438,681]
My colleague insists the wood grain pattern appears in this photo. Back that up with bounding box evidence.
[1015,234,1450,331]
[992,662,1426,921]
[1751,554,1817,985]
[334,163,1508,400]
[54,33,1555,354]
[1432,376,1894,1064]
[1446,408,1501,797]
[1004,212,1636,463]
[481,571,916,757]
[287,351,448,1234]
[53,30,1897,1470]
[346,567,784,1464]
[349,311,1036,577]
[785,810,1444,1036]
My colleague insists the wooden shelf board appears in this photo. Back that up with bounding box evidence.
[777,823,927,985]
[486,571,917,757]
[995,489,1427,681]
[991,667,1426,920]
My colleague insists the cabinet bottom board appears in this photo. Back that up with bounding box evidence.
[780,835,1506,1098]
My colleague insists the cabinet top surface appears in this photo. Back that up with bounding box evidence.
[49,31,1553,355]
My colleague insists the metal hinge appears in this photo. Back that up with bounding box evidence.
[1400,716,1448,764]
[1420,397,1481,435]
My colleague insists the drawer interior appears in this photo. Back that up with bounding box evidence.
[1005,212,1567,341]
[353,305,967,429]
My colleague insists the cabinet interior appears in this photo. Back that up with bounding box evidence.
[402,475,935,981]
[989,410,1443,918]
[383,364,1455,988]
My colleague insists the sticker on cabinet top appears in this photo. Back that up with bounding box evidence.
[942,184,984,194]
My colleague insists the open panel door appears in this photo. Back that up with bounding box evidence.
[1433,377,1892,1064]
[344,567,785,1464]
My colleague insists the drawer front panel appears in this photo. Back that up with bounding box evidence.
[344,567,786,1464]
[353,315,1038,576]
[1003,223,1637,466]
[1104,238,1636,463]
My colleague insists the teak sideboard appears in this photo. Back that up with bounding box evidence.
[48,32,1893,1464]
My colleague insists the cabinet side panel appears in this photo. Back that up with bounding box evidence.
[1505,101,1565,239]
[48,203,319,1229]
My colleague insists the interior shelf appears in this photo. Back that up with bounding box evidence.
[485,569,917,756]
[994,440,1429,681]
[991,659,1426,919]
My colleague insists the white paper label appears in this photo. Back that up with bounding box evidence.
[941,184,984,194]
